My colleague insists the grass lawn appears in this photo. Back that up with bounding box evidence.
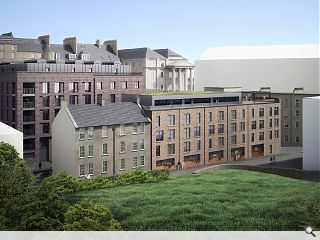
[68,169,320,231]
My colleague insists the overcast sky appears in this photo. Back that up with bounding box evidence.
[1,0,318,62]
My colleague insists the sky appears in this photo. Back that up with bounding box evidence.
[0,0,318,62]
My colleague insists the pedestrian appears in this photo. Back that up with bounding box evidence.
[177,160,181,170]
[269,155,273,166]
[273,155,276,166]
[38,162,42,169]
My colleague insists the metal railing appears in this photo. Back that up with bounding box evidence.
[23,129,35,136]
[23,102,35,108]
[23,115,35,122]
[23,88,35,94]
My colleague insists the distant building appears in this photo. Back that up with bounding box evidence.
[195,44,319,93]
[52,102,151,177]
[242,89,319,146]
[303,97,320,171]
[119,48,194,92]
[0,121,23,157]
[123,92,281,170]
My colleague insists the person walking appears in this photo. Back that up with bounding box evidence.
[177,160,181,170]
[269,155,273,166]
[273,155,276,166]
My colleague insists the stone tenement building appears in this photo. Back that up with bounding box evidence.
[0,61,144,170]
[52,102,151,177]
[122,92,281,170]
[118,48,195,92]
[242,88,319,146]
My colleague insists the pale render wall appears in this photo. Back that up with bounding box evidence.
[0,127,23,157]
[303,97,320,170]
[52,108,76,176]
[195,58,319,93]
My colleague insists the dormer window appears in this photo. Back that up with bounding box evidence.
[55,53,60,60]
[81,54,90,61]
[68,54,77,60]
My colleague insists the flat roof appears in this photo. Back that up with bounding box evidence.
[138,91,222,96]
[198,44,319,60]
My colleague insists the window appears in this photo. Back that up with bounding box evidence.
[259,120,264,129]
[240,122,245,131]
[251,121,256,130]
[120,158,125,170]
[196,140,201,151]
[218,111,224,121]
[269,119,273,128]
[168,115,175,126]
[218,137,224,147]
[156,146,161,157]
[102,161,108,173]
[231,135,237,145]
[120,141,125,153]
[269,131,272,139]
[110,81,115,89]
[110,94,116,103]
[168,129,175,140]
[231,110,237,120]
[209,125,215,135]
[259,132,264,141]
[184,128,191,139]
[251,109,255,118]
[42,109,50,120]
[42,96,50,107]
[194,126,201,137]
[295,99,300,107]
[79,128,85,140]
[183,141,191,152]
[102,126,108,137]
[140,156,145,166]
[134,81,139,89]
[274,130,279,139]
[88,145,93,157]
[132,124,138,134]
[295,121,300,129]
[120,125,125,136]
[284,122,289,128]
[259,108,264,117]
[132,142,138,152]
[209,112,213,122]
[208,139,213,149]
[231,123,237,133]
[184,113,191,125]
[295,136,300,143]
[284,135,289,142]
[84,82,91,92]
[156,130,164,141]
[274,107,279,115]
[122,81,127,89]
[218,124,224,134]
[274,118,279,127]
[69,95,78,105]
[168,144,175,155]
[242,134,246,143]
[269,107,273,116]
[96,82,102,90]
[284,99,289,106]
[68,54,76,60]
[295,109,300,117]
[156,116,161,127]
[133,157,138,168]
[69,82,78,93]
[88,163,93,175]
[84,95,91,104]
[242,109,245,118]
[55,82,64,93]
[42,82,49,93]
[140,139,145,150]
[102,143,108,155]
[139,123,145,133]
[79,146,85,158]
[88,127,93,139]
[79,164,85,176]
[251,133,255,142]
[196,113,201,123]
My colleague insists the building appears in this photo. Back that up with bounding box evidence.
[123,92,281,170]
[0,121,23,157]
[119,48,194,92]
[0,61,144,170]
[52,102,151,177]
[303,97,320,171]
[195,44,319,93]
[242,89,319,146]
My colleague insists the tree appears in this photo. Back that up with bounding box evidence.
[64,199,121,231]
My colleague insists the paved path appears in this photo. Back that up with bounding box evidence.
[170,147,303,176]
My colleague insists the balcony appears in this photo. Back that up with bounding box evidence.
[23,88,35,95]
[23,128,35,136]
[23,115,35,122]
[24,144,35,151]
[23,102,35,108]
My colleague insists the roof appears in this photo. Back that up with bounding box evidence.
[166,60,194,67]
[0,121,22,136]
[77,44,119,62]
[67,102,150,128]
[0,35,43,53]
[197,44,319,60]
[118,48,166,60]
[154,49,182,58]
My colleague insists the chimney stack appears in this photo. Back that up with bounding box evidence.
[38,35,50,47]
[96,39,101,47]
[104,40,118,56]
[63,37,77,54]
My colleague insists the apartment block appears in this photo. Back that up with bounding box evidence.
[0,61,144,170]
[123,92,281,170]
[52,102,151,177]
[119,48,194,92]
[242,89,319,146]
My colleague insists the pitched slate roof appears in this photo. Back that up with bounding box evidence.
[0,34,43,53]
[154,49,182,58]
[118,48,166,60]
[77,44,120,62]
[67,102,149,128]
